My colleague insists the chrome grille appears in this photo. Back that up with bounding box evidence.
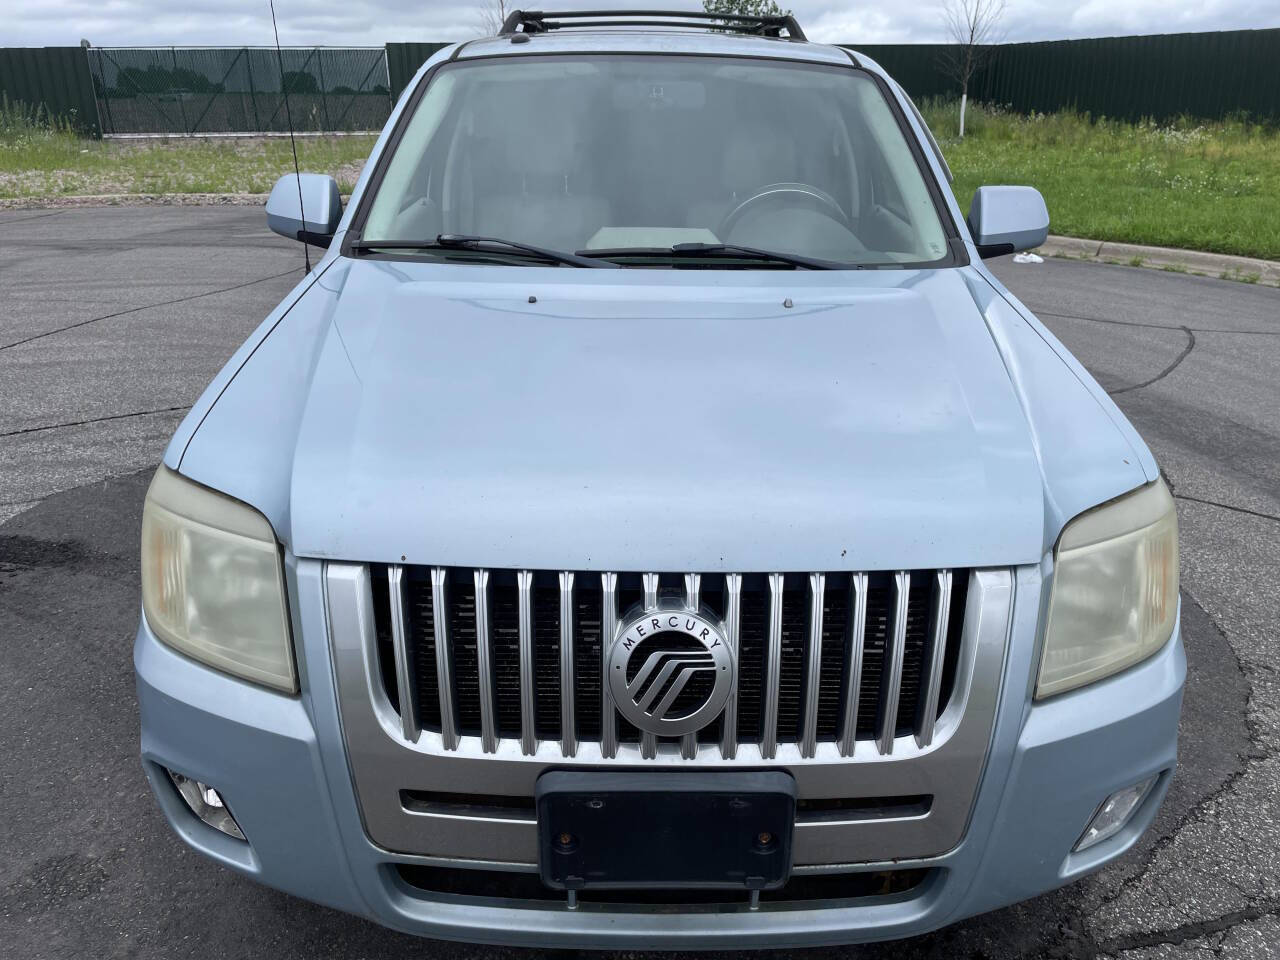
[371,568,968,760]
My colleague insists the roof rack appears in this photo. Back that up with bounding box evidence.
[498,9,807,41]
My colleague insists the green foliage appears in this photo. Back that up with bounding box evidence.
[112,64,225,96]
[282,70,320,95]
[702,0,790,18]
[0,125,375,198]
[916,99,1280,260]
[0,95,73,135]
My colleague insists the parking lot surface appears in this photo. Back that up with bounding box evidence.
[1,206,1278,959]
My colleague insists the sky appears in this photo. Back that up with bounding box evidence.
[4,0,1278,48]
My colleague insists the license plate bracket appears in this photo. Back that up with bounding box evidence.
[535,770,796,891]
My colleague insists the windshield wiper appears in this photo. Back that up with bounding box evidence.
[350,233,616,268]
[577,242,849,270]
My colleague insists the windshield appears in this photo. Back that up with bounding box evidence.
[357,55,954,268]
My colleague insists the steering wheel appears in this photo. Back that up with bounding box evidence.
[717,182,851,240]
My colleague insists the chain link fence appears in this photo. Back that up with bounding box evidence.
[86,46,392,136]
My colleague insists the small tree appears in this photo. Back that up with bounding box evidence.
[939,0,1005,137]
[475,0,512,36]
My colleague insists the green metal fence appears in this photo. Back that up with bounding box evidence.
[854,27,1280,122]
[85,46,392,136]
[386,42,449,103]
[3,29,1279,138]
[0,47,100,134]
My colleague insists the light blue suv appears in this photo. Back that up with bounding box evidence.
[135,9,1183,948]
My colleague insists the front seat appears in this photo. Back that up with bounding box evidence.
[465,106,611,253]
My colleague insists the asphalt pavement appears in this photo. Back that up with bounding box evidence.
[1,206,1278,959]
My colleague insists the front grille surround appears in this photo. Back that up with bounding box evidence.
[322,562,1017,866]
[372,566,968,761]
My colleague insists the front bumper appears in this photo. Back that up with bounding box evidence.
[135,561,1185,949]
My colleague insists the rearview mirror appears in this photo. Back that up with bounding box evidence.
[266,173,342,247]
[967,186,1049,259]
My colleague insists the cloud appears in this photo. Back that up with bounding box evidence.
[2,0,1276,47]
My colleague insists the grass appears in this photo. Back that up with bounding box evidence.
[3,94,1280,261]
[920,99,1280,261]
[0,96,374,199]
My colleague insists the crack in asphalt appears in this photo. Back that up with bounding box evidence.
[1035,309,1188,332]
[0,405,190,438]
[1164,469,1280,526]
[0,210,67,226]
[1032,308,1280,337]
[1109,326,1196,395]
[0,267,300,352]
[1024,307,1201,395]
[1172,494,1280,525]
[1097,900,1280,956]
[1043,586,1275,958]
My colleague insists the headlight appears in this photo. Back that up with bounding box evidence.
[1037,478,1178,699]
[141,467,296,693]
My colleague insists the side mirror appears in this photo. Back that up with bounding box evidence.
[967,186,1049,259]
[266,173,342,247]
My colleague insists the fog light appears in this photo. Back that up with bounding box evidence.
[1074,776,1157,852]
[166,769,246,840]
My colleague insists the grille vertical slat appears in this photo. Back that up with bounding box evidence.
[473,570,497,753]
[431,568,458,750]
[800,573,825,758]
[915,570,953,748]
[517,571,536,756]
[720,573,742,759]
[681,574,702,759]
[838,573,867,757]
[388,566,968,758]
[387,565,420,742]
[600,572,619,758]
[559,572,576,757]
[640,573,660,759]
[761,573,785,760]
[876,571,910,756]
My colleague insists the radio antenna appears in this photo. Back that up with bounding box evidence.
[270,0,310,273]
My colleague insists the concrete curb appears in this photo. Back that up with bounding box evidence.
[0,192,361,210]
[0,193,271,209]
[1037,235,1280,287]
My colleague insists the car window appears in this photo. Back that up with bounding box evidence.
[359,55,953,268]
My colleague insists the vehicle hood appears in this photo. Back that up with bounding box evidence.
[177,259,1149,571]
[282,261,1053,571]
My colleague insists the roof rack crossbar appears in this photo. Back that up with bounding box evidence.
[499,9,806,41]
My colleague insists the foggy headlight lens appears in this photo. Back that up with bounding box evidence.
[141,467,296,693]
[1037,479,1178,699]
